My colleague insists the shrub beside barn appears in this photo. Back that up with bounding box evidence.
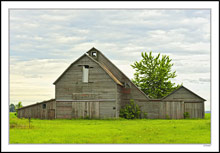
[17,48,206,119]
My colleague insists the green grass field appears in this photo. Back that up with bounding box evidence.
[9,112,210,144]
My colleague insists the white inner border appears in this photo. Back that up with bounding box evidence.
[1,1,219,152]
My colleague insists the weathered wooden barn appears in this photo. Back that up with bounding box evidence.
[17,47,206,119]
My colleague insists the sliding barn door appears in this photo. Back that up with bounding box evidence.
[72,102,99,119]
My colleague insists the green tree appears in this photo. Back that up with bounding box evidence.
[9,104,16,112]
[16,101,23,109]
[131,51,181,99]
[15,101,23,116]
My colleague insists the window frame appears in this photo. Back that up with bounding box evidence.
[91,51,97,57]
[42,103,46,109]
[82,65,89,83]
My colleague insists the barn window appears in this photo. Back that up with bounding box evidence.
[123,82,131,88]
[42,103,46,109]
[91,51,97,57]
[82,65,89,83]
[84,65,89,68]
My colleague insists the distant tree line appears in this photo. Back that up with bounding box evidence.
[9,104,16,112]
[9,102,23,112]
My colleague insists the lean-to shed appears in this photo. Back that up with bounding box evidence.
[17,99,55,119]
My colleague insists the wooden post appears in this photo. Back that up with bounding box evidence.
[28,117,31,128]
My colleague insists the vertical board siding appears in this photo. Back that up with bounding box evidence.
[162,86,205,119]
[56,101,102,119]
[166,102,184,119]
[184,102,203,118]
[55,55,117,101]
[159,102,166,119]
[99,102,116,119]
[138,101,185,119]
[17,100,56,119]
[137,102,159,119]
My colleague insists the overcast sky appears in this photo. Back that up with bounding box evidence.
[10,9,211,110]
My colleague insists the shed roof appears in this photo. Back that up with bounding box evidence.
[17,99,55,110]
[162,85,206,101]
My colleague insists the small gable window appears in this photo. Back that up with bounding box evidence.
[42,103,46,109]
[82,65,89,83]
[92,51,97,57]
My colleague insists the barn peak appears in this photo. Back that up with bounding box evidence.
[86,47,101,61]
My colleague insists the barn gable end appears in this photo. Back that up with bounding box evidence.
[54,54,119,101]
[54,52,121,119]
[162,86,206,102]
[160,86,206,119]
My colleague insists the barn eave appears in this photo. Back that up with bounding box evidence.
[53,53,87,85]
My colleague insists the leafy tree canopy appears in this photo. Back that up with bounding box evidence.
[16,101,23,109]
[131,51,181,99]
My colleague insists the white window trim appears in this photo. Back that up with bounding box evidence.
[82,66,89,83]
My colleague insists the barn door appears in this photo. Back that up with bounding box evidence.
[72,102,99,119]
[184,102,203,118]
[162,102,184,119]
[48,109,55,119]
[41,109,46,119]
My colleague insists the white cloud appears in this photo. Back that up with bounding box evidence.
[10,58,72,106]
[9,9,211,110]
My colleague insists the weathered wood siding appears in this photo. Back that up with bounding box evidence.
[56,101,115,119]
[55,55,116,101]
[99,101,116,119]
[137,101,159,119]
[162,87,205,118]
[137,101,185,119]
[184,102,204,118]
[159,101,185,119]
[116,85,123,118]
[55,55,117,118]
[17,99,55,119]
[137,101,204,119]
[56,101,100,119]
[163,87,204,102]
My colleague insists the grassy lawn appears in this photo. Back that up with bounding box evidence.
[9,112,210,144]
